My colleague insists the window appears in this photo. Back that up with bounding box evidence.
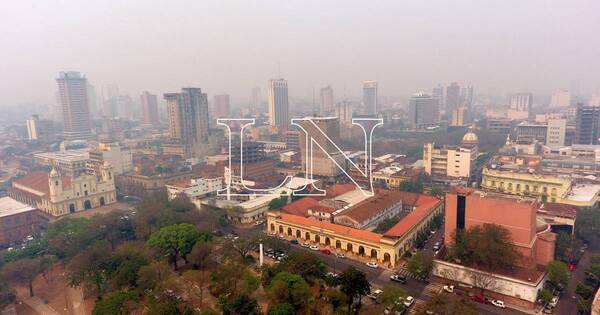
[516,184,521,191]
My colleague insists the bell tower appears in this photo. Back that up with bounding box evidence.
[48,167,62,198]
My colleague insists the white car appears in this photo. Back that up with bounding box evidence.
[549,296,559,308]
[278,234,286,239]
[443,285,454,293]
[335,253,346,259]
[270,231,277,236]
[403,296,415,308]
[366,261,378,268]
[302,242,311,247]
[368,289,383,300]
[491,300,506,308]
[309,245,320,251]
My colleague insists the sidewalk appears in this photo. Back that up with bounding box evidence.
[23,296,61,315]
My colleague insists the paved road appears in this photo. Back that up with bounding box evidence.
[554,249,595,315]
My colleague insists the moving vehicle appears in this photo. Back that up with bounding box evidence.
[289,239,299,245]
[491,300,506,308]
[390,274,407,284]
[443,285,454,293]
[366,261,378,268]
[309,245,320,251]
[403,296,415,308]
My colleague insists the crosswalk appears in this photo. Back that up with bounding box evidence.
[409,283,443,314]
[395,267,427,281]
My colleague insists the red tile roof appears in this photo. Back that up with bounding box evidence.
[13,171,71,197]
[281,197,319,217]
[336,189,406,224]
[384,195,442,237]
[278,213,383,243]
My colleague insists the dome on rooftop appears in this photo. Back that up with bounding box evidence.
[461,127,479,148]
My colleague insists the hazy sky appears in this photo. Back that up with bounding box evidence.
[1,0,599,107]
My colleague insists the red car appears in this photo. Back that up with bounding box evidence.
[470,294,485,303]
[569,264,576,271]
[320,249,332,255]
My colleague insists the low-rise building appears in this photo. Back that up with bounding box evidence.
[481,168,572,203]
[34,149,89,177]
[333,190,404,229]
[423,129,478,180]
[0,197,47,247]
[166,177,223,204]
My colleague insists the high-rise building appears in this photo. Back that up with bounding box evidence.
[575,104,600,145]
[102,84,120,118]
[251,87,261,114]
[445,82,461,112]
[362,81,378,115]
[432,84,444,110]
[550,89,571,107]
[213,94,231,119]
[451,107,468,126]
[140,91,160,127]
[508,93,533,120]
[460,85,474,109]
[319,85,334,115]
[164,88,210,158]
[335,101,353,128]
[298,117,344,177]
[408,92,439,129]
[56,71,92,140]
[26,114,54,141]
[267,78,289,130]
[546,118,567,147]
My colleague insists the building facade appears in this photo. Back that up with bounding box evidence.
[481,168,572,203]
[575,104,600,145]
[56,71,92,140]
[362,81,378,115]
[298,117,345,177]
[164,87,210,158]
[140,91,160,127]
[408,92,439,129]
[268,78,289,131]
[0,197,46,247]
[423,130,478,179]
[546,118,567,147]
[320,85,334,115]
[212,94,231,119]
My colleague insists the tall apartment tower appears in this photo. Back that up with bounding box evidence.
[432,84,444,110]
[319,85,334,115]
[408,92,439,129]
[445,82,461,112]
[213,94,231,119]
[56,71,92,140]
[140,91,160,127]
[461,85,474,109]
[298,117,344,177]
[335,101,353,128]
[575,104,600,145]
[164,88,210,157]
[267,78,289,130]
[362,81,378,116]
[546,118,567,147]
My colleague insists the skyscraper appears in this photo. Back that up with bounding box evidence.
[213,94,231,119]
[164,88,210,158]
[251,87,261,114]
[56,71,92,140]
[362,81,378,115]
[432,84,444,110]
[508,93,533,119]
[267,78,289,130]
[319,85,334,115]
[575,103,600,145]
[335,101,353,128]
[461,85,474,109]
[298,117,344,177]
[140,91,160,127]
[445,82,461,112]
[408,92,439,129]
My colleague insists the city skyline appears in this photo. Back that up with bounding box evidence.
[1,1,599,107]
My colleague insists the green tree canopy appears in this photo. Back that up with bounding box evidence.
[547,260,569,289]
[268,272,310,310]
[407,251,434,279]
[338,266,370,312]
[92,291,138,315]
[147,223,211,269]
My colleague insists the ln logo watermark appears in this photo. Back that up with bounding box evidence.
[217,117,382,198]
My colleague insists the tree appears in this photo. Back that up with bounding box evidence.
[449,223,521,272]
[338,266,370,312]
[45,217,94,258]
[229,294,261,315]
[266,251,326,285]
[137,261,172,293]
[108,243,151,290]
[547,261,569,290]
[147,223,211,269]
[1,257,43,297]
[406,251,434,279]
[67,241,114,298]
[268,303,295,315]
[380,284,406,311]
[374,217,400,233]
[576,282,594,300]
[182,270,208,308]
[92,291,138,315]
[210,262,259,299]
[269,196,288,210]
[268,272,310,310]
[225,235,259,262]
[576,207,600,247]
[538,288,553,304]
[428,187,445,198]
[398,179,423,193]
[188,241,214,271]
[0,282,15,310]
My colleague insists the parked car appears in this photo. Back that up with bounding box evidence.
[390,274,407,284]
[278,234,286,239]
[403,296,415,308]
[443,285,454,293]
[320,249,332,255]
[366,261,378,269]
[270,231,277,236]
[470,294,485,304]
[326,272,338,278]
[302,242,311,247]
[290,239,299,245]
[309,245,320,251]
[335,253,346,259]
[491,300,506,308]
[549,296,559,308]
[543,306,553,314]
[368,289,383,301]
[569,264,576,271]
